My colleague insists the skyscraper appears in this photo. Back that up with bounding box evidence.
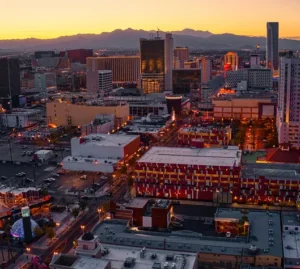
[201,57,212,84]
[277,57,300,149]
[86,56,140,87]
[224,52,239,71]
[266,22,279,72]
[174,47,189,68]
[0,58,20,98]
[87,70,112,95]
[140,33,174,94]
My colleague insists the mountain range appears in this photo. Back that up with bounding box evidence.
[1,28,300,51]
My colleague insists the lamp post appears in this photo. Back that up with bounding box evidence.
[97,208,102,220]
[80,225,85,233]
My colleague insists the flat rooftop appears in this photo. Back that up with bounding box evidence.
[93,207,282,257]
[282,213,300,263]
[179,126,229,134]
[74,134,139,147]
[127,198,149,209]
[137,146,241,167]
[62,156,119,165]
[242,167,300,180]
[51,245,197,269]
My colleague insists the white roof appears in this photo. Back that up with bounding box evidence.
[75,134,139,147]
[137,146,241,167]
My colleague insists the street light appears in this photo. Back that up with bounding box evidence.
[97,208,102,220]
[26,247,30,253]
[80,225,85,232]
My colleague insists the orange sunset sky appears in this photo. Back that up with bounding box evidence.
[1,0,299,39]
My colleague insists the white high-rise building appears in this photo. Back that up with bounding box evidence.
[266,22,279,73]
[201,57,212,84]
[87,70,112,95]
[277,57,300,149]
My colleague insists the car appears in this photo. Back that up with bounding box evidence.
[80,196,90,200]
[44,178,56,182]
[57,170,66,175]
[1,176,7,180]
[100,176,108,180]
[65,148,70,152]
[16,172,26,177]
[80,175,87,180]
[21,152,26,156]
[21,145,27,149]
[52,173,60,178]
[25,178,34,183]
[106,191,112,197]
[48,161,58,165]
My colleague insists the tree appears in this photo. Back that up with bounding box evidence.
[72,207,80,219]
[79,200,88,211]
[45,227,55,240]
[34,226,44,238]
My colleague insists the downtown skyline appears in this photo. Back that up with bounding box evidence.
[1,0,300,40]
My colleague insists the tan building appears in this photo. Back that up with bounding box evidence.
[46,100,129,127]
[212,95,277,120]
[86,56,140,86]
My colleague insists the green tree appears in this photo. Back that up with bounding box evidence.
[72,207,80,219]
[79,200,88,211]
[34,226,44,237]
[45,227,55,240]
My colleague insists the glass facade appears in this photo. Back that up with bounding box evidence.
[172,69,201,94]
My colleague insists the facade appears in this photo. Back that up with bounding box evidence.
[266,22,279,72]
[34,72,57,92]
[201,57,212,84]
[277,57,300,149]
[62,134,140,172]
[0,58,20,98]
[225,69,272,89]
[224,52,239,71]
[1,109,41,128]
[81,114,115,136]
[250,54,260,68]
[201,85,213,102]
[46,100,129,127]
[174,47,189,68]
[177,126,232,147]
[60,49,93,64]
[140,34,174,94]
[212,95,277,120]
[172,69,201,94]
[86,70,112,94]
[86,56,140,86]
[135,146,242,201]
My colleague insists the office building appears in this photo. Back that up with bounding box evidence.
[34,72,57,92]
[60,49,93,64]
[62,134,140,172]
[86,56,140,86]
[81,114,115,136]
[201,57,212,84]
[225,69,272,89]
[279,50,293,58]
[277,57,300,149]
[1,109,41,128]
[87,70,112,94]
[224,52,239,71]
[46,99,129,127]
[0,58,20,98]
[140,33,174,94]
[174,47,189,68]
[172,69,201,94]
[250,54,260,68]
[267,22,279,72]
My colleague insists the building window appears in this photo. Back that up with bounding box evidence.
[285,227,288,230]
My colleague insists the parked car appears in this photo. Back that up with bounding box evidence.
[21,151,26,156]
[44,178,56,183]
[48,161,58,165]
[57,170,66,175]
[1,176,7,180]
[52,173,60,178]
[80,175,87,180]
[25,178,34,183]
[100,176,108,180]
[16,172,26,177]
[21,145,27,149]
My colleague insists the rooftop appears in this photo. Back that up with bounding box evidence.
[266,147,300,164]
[242,166,300,180]
[282,213,300,264]
[62,156,119,166]
[137,146,241,167]
[179,126,230,134]
[127,198,149,209]
[93,207,282,258]
[74,134,139,147]
[51,245,197,269]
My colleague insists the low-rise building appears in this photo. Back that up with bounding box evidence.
[1,109,41,128]
[81,114,115,136]
[212,94,277,120]
[62,134,140,172]
[46,99,129,127]
[177,126,232,147]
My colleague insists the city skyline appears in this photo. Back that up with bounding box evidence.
[1,0,300,40]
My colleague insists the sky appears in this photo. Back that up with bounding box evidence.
[1,0,300,40]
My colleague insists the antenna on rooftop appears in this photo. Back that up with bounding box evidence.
[156,27,160,38]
